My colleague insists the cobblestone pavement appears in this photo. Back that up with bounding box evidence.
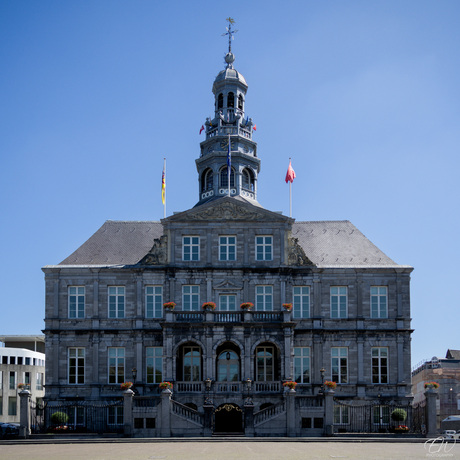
[1,440,460,460]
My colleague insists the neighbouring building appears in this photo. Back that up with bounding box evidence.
[412,350,460,429]
[42,23,414,436]
[0,335,45,424]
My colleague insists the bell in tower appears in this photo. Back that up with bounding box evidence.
[195,18,260,207]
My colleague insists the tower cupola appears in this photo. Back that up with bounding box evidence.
[196,18,260,207]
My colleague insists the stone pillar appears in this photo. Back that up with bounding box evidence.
[19,389,31,439]
[323,390,335,436]
[123,389,134,437]
[160,389,172,437]
[203,400,214,436]
[244,398,255,437]
[425,389,438,438]
[285,389,297,437]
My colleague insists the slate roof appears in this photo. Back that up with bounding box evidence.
[446,349,460,360]
[55,219,406,269]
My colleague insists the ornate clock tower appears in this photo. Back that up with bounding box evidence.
[196,18,260,207]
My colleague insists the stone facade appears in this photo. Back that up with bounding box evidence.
[42,31,413,436]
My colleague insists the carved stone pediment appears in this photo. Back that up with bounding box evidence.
[287,236,314,266]
[139,234,168,265]
[188,201,265,221]
[213,280,243,291]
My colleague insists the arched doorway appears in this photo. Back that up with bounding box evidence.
[214,403,243,433]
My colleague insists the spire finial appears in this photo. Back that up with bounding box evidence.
[222,18,238,68]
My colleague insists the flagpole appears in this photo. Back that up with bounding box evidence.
[163,158,166,218]
[289,157,292,217]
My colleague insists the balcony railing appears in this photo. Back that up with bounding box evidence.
[175,381,281,394]
[168,310,288,324]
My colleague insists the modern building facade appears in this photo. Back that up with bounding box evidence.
[0,335,45,424]
[42,27,414,436]
[412,350,460,429]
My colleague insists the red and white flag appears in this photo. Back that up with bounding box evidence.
[199,125,204,134]
[285,160,296,183]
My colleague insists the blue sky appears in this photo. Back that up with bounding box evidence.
[1,1,459,368]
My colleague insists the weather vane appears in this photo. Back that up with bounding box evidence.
[222,17,238,53]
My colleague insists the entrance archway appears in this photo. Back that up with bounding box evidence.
[214,403,243,433]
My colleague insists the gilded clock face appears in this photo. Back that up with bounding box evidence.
[220,139,236,150]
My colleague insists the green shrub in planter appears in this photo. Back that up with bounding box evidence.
[51,411,69,425]
[391,408,407,422]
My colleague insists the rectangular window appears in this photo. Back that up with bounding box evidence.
[219,236,236,261]
[25,357,30,365]
[334,405,349,424]
[373,405,390,425]
[371,347,388,384]
[256,346,274,381]
[108,286,125,318]
[68,348,85,385]
[24,372,31,389]
[108,347,125,384]
[293,286,310,318]
[256,285,273,311]
[255,236,273,261]
[36,373,44,390]
[219,294,236,311]
[10,356,15,365]
[183,236,200,261]
[371,286,388,318]
[182,285,200,311]
[146,347,163,384]
[68,286,85,318]
[0,397,2,415]
[8,397,17,416]
[146,286,163,318]
[108,406,123,425]
[9,371,16,390]
[294,347,310,383]
[331,347,348,384]
[331,287,347,318]
[183,346,201,381]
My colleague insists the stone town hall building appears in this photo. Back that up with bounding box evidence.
[43,28,413,436]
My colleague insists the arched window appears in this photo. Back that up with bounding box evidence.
[217,350,240,382]
[238,94,244,110]
[177,344,202,382]
[220,167,235,188]
[227,92,235,108]
[201,168,213,192]
[255,343,279,381]
[217,93,223,109]
[242,168,254,191]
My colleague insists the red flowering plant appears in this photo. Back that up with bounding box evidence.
[159,381,173,390]
[283,381,297,390]
[424,381,440,390]
[394,425,409,432]
[240,302,254,310]
[324,381,337,390]
[202,302,216,311]
[163,302,176,310]
[282,303,293,311]
[120,381,133,390]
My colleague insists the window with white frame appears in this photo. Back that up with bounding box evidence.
[330,287,347,318]
[256,346,274,381]
[146,347,163,384]
[373,405,390,425]
[371,347,388,384]
[255,236,273,261]
[256,285,273,311]
[294,347,310,383]
[108,406,123,425]
[331,347,348,383]
[219,235,236,261]
[371,286,388,318]
[334,405,349,424]
[108,347,125,384]
[146,286,163,318]
[183,236,200,261]
[293,286,310,318]
[219,294,237,311]
[68,286,85,318]
[183,346,201,381]
[68,347,85,384]
[36,372,44,390]
[182,285,200,311]
[108,286,125,318]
